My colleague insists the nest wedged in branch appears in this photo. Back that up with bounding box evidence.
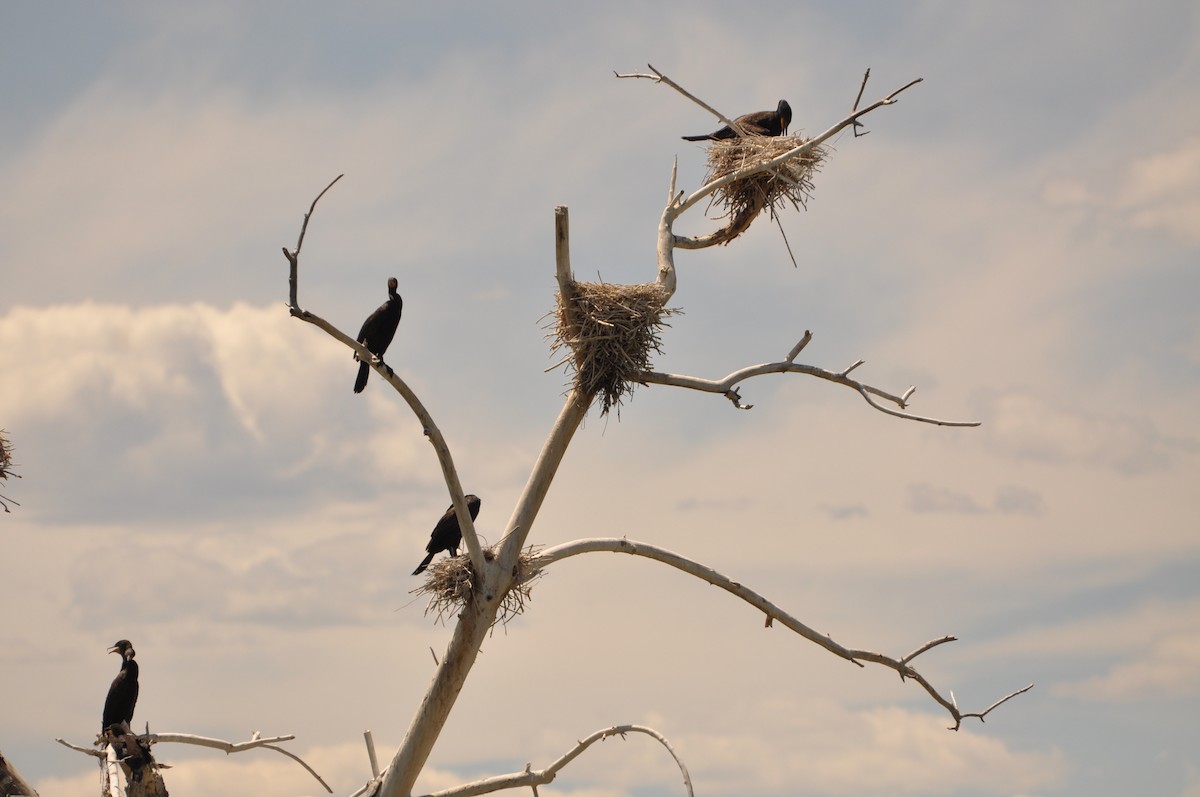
[548,280,678,415]
[701,135,825,245]
[412,547,543,628]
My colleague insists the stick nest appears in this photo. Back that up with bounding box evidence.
[0,431,12,480]
[549,280,678,415]
[704,135,825,242]
[412,547,544,628]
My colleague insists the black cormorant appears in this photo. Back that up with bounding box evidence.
[102,640,139,733]
[354,277,403,393]
[682,99,792,141]
[412,494,482,575]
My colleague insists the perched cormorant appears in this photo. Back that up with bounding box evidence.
[682,99,792,141]
[412,494,482,575]
[102,640,139,733]
[354,277,403,393]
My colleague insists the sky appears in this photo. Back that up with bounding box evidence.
[2,2,1198,796]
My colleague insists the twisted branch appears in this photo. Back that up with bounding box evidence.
[532,538,1029,730]
[418,724,693,797]
[637,331,979,426]
[280,177,486,578]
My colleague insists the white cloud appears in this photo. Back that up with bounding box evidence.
[973,597,1200,702]
[680,704,1065,797]
[1055,627,1200,702]
[978,389,1196,475]
[0,301,436,521]
[1037,136,1200,245]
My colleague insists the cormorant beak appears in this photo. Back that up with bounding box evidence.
[108,646,120,654]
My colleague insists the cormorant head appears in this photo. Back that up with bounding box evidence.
[464,494,482,514]
[108,640,136,660]
[387,277,399,295]
[778,100,793,132]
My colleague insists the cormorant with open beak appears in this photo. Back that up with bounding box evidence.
[102,640,139,734]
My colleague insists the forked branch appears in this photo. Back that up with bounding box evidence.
[637,330,980,427]
[614,63,754,139]
[280,178,486,578]
[532,538,1029,730]
[417,724,693,797]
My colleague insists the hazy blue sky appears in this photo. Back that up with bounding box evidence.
[2,3,1198,797]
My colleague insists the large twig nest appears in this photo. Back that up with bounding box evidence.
[549,280,678,415]
[704,135,825,243]
[412,547,543,628]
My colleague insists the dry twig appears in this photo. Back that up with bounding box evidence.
[637,331,980,426]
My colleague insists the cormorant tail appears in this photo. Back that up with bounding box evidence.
[412,551,435,575]
[354,360,370,393]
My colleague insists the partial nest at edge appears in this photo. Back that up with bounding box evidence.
[412,546,543,628]
[548,280,678,415]
[0,430,13,478]
[704,134,825,243]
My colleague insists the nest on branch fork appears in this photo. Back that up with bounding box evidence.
[549,280,678,415]
[413,547,543,627]
[703,135,825,243]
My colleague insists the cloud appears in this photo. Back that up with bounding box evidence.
[1055,627,1200,702]
[1040,136,1200,245]
[907,483,1045,516]
[0,301,436,522]
[908,484,985,515]
[681,703,1065,797]
[977,389,1198,475]
[976,596,1200,702]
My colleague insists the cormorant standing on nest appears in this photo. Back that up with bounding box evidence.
[102,640,139,733]
[354,277,403,393]
[682,99,792,141]
[412,494,482,575]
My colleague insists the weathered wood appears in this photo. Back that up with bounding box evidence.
[0,750,38,796]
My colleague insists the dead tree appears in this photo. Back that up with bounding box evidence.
[280,67,1028,797]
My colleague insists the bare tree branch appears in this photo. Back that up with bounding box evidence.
[614,63,755,139]
[418,724,693,797]
[103,744,122,797]
[379,390,593,797]
[281,178,486,579]
[636,332,980,426]
[532,538,1029,730]
[59,731,332,793]
[281,173,343,310]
